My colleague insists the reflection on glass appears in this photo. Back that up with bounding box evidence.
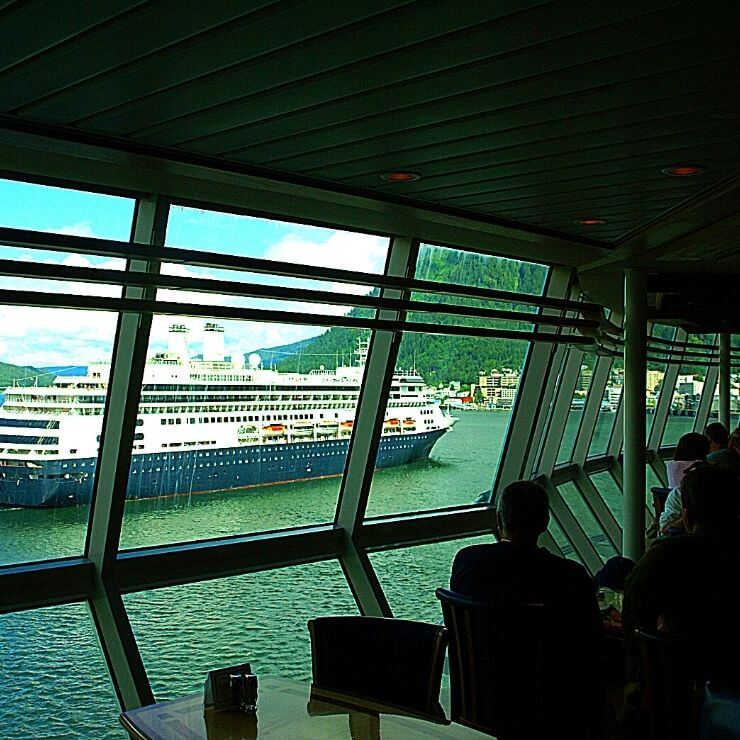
[124,561,356,700]
[121,318,381,547]
[369,536,490,624]
[0,604,119,739]
[558,482,617,562]
[0,307,117,565]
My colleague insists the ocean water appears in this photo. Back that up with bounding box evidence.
[0,409,692,737]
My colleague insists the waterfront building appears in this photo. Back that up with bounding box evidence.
[0,4,737,738]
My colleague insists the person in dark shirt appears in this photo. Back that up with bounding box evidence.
[450,480,604,738]
[451,480,602,639]
[706,426,740,477]
[623,463,740,683]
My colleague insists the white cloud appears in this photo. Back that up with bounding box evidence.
[50,221,97,238]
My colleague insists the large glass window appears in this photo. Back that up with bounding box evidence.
[590,471,622,525]
[366,245,548,517]
[124,560,356,700]
[0,604,119,739]
[119,206,391,548]
[558,482,617,562]
[0,307,117,565]
[557,360,593,464]
[662,334,716,447]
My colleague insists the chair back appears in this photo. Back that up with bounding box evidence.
[637,629,703,740]
[307,616,448,722]
[436,587,600,739]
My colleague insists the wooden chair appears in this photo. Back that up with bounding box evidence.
[436,588,603,739]
[307,616,448,723]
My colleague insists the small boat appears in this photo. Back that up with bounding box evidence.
[316,419,339,436]
[290,421,314,438]
[383,418,401,432]
[262,423,286,437]
[402,417,416,431]
[339,420,353,434]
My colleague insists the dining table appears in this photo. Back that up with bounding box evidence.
[120,675,492,739]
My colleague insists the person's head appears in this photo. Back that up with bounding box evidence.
[680,463,740,533]
[704,422,729,452]
[674,432,710,462]
[497,480,549,544]
[729,428,740,455]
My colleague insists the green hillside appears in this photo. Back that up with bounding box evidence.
[277,249,549,385]
[0,361,48,390]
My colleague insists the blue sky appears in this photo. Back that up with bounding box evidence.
[0,179,388,367]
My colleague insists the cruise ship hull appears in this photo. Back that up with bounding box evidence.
[0,429,446,508]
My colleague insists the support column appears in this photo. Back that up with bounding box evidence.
[623,269,647,561]
[720,333,731,430]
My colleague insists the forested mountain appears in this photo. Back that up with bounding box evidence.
[0,361,50,389]
[277,249,549,385]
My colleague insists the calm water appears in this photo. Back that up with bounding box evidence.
[0,409,701,737]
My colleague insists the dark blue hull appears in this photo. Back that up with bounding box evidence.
[0,429,447,508]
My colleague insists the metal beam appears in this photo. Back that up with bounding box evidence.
[335,235,416,617]
[647,327,684,452]
[85,196,167,711]
[572,354,613,465]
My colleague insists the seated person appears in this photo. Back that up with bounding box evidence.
[666,432,709,489]
[704,421,729,454]
[706,426,740,477]
[659,432,710,533]
[451,481,602,633]
[450,480,604,737]
[623,463,740,683]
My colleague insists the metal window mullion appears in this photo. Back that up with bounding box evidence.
[574,469,621,552]
[647,327,685,451]
[335,236,416,617]
[538,347,583,474]
[493,267,571,491]
[573,354,612,465]
[695,364,718,433]
[85,196,167,711]
[539,477,602,574]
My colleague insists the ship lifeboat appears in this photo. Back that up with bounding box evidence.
[402,417,416,431]
[383,418,401,432]
[290,421,314,438]
[237,424,259,444]
[316,419,339,436]
[262,423,287,437]
[339,420,354,434]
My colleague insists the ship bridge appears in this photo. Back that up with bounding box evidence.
[0,2,738,737]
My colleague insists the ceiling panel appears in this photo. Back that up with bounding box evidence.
[0,0,736,246]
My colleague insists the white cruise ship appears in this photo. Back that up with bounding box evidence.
[0,324,453,507]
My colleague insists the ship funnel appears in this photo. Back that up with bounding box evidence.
[168,324,190,360]
[203,322,225,361]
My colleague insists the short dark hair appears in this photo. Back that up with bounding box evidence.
[674,432,709,461]
[704,422,729,447]
[680,464,740,529]
[729,428,740,451]
[498,480,549,537]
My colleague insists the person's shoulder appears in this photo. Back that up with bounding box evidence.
[452,543,499,565]
[538,548,592,583]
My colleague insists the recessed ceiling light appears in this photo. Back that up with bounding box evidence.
[574,217,607,225]
[661,164,706,176]
[379,171,421,182]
